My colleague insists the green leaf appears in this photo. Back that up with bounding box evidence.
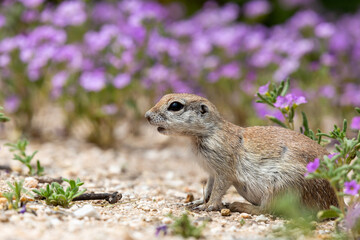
[355,107,360,114]
[267,116,288,128]
[317,209,340,220]
[280,79,290,96]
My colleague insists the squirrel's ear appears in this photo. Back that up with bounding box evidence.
[200,104,209,114]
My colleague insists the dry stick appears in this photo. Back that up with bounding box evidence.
[72,192,122,204]
[0,165,11,172]
[35,176,63,184]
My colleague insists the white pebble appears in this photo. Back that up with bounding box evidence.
[73,204,100,219]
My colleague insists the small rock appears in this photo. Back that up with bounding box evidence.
[73,204,100,219]
[195,216,212,222]
[162,207,172,215]
[162,217,173,224]
[239,213,252,219]
[255,214,268,223]
[24,177,38,188]
[184,193,194,203]
[221,208,231,216]
[49,217,62,227]
[0,213,9,222]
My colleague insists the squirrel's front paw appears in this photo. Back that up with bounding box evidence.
[194,202,223,211]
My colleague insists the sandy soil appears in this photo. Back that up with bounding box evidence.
[0,126,336,240]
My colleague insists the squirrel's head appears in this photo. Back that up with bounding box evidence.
[145,93,222,136]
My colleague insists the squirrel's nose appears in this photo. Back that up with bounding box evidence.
[145,111,151,122]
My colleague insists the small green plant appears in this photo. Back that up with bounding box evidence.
[270,192,316,239]
[5,139,44,176]
[33,178,86,208]
[0,106,10,122]
[169,213,207,239]
[2,180,30,210]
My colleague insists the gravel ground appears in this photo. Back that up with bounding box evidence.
[0,126,336,240]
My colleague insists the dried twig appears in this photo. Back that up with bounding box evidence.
[0,165,11,172]
[73,192,122,204]
[35,176,63,184]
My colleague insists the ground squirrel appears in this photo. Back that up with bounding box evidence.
[145,93,338,214]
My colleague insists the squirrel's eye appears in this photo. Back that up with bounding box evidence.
[168,101,184,111]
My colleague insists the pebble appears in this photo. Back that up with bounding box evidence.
[184,193,194,203]
[221,208,231,216]
[73,204,100,219]
[161,207,172,215]
[195,216,212,222]
[239,213,252,219]
[24,177,38,188]
[255,215,268,223]
[162,217,173,224]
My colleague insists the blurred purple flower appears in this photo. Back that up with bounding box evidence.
[250,50,274,68]
[22,10,38,23]
[84,31,111,53]
[315,23,335,38]
[319,85,336,98]
[102,104,117,115]
[113,74,131,89]
[92,2,118,23]
[244,0,271,18]
[0,14,6,28]
[0,37,17,53]
[344,180,360,195]
[289,10,320,29]
[258,82,270,95]
[54,45,83,69]
[273,58,299,82]
[18,204,27,214]
[351,116,360,130]
[147,64,169,83]
[79,70,106,92]
[329,32,350,53]
[320,53,337,67]
[345,203,360,230]
[155,224,168,237]
[53,1,86,27]
[253,102,284,120]
[0,54,10,67]
[219,62,241,79]
[340,84,360,106]
[19,0,44,8]
[4,95,20,113]
[52,71,68,89]
[306,158,320,174]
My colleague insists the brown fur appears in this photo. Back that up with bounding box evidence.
[145,93,338,214]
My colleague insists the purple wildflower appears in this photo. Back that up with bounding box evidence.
[4,95,20,113]
[344,180,360,195]
[0,14,6,28]
[306,158,320,174]
[258,82,270,95]
[219,62,241,79]
[53,1,86,27]
[274,94,307,109]
[52,71,68,89]
[315,23,335,39]
[113,74,131,89]
[79,70,106,92]
[19,0,44,8]
[18,204,26,214]
[102,104,117,115]
[0,54,10,67]
[345,203,360,230]
[351,116,360,130]
[155,224,168,237]
[244,0,271,18]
